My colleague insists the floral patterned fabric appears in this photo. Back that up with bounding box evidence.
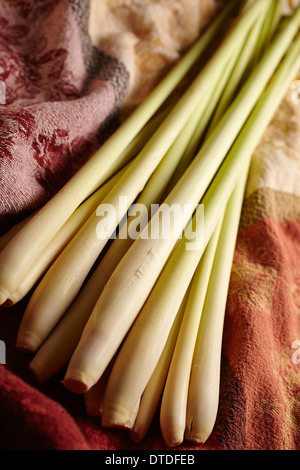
[0,0,128,234]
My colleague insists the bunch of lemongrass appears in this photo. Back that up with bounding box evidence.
[1,0,298,448]
[29,0,298,418]
[14,0,265,354]
[63,1,300,396]
[26,0,263,383]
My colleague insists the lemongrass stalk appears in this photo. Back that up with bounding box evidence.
[165,54,240,194]
[158,20,262,441]
[16,4,262,352]
[84,357,116,416]
[261,0,277,49]
[0,3,235,306]
[28,281,97,382]
[0,213,36,254]
[116,107,171,163]
[125,401,141,431]
[185,167,249,445]
[84,377,108,417]
[88,382,140,430]
[269,0,283,38]
[63,10,300,395]
[129,287,189,443]
[85,353,139,428]
[6,164,129,307]
[159,215,224,447]
[206,16,266,136]
[251,0,276,67]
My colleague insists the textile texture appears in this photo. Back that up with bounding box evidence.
[0,0,300,451]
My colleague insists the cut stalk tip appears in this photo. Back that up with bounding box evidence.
[28,363,46,383]
[185,431,211,445]
[163,434,184,448]
[16,332,41,354]
[62,377,90,394]
[101,405,131,429]
[0,288,10,307]
[0,298,14,308]
[185,417,213,445]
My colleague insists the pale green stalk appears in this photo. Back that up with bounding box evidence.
[129,288,189,442]
[269,0,283,38]
[165,54,239,193]
[185,168,249,444]
[261,0,277,48]
[206,15,266,136]
[0,213,35,254]
[116,107,171,163]
[84,357,116,416]
[0,1,235,306]
[63,10,300,395]
[159,216,224,447]
[251,0,276,66]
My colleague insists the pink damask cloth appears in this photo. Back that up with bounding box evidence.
[0,0,128,235]
[0,0,300,452]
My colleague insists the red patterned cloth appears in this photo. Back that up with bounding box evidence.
[0,0,300,451]
[0,0,128,235]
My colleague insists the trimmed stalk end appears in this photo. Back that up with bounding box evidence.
[0,288,11,307]
[28,358,49,384]
[162,431,184,448]
[185,414,215,444]
[101,403,132,429]
[63,376,91,394]
[16,331,41,354]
